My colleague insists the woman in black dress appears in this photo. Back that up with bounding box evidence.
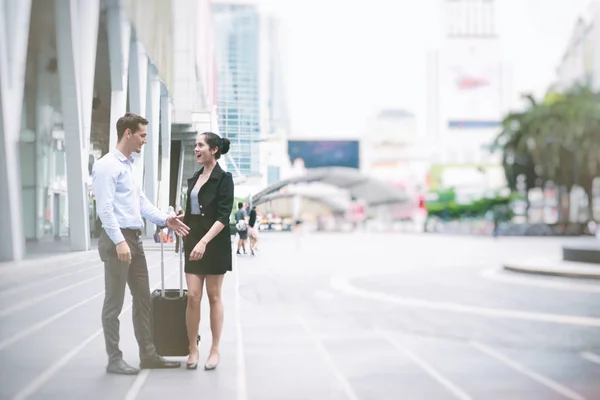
[183,132,234,370]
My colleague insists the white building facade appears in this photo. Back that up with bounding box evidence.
[0,0,219,262]
[426,0,511,192]
[362,109,431,189]
[555,1,600,91]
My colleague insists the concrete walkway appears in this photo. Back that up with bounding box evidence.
[502,237,600,280]
[2,233,600,399]
[504,258,600,280]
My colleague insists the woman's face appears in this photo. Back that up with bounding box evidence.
[194,134,216,164]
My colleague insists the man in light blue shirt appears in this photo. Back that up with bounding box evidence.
[92,112,190,375]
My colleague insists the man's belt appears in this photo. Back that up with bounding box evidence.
[121,228,142,237]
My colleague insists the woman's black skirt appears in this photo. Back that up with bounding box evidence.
[183,215,232,275]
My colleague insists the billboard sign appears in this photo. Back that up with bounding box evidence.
[287,140,360,169]
[442,43,503,128]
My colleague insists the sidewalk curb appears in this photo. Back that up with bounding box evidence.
[503,263,600,280]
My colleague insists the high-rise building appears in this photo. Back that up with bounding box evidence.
[445,0,496,38]
[265,15,291,137]
[426,0,511,191]
[258,14,291,188]
[212,2,262,176]
[555,2,600,92]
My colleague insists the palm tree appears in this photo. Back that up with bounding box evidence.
[493,85,600,224]
[545,85,600,221]
[492,94,543,187]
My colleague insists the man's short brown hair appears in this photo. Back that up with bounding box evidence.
[116,113,148,142]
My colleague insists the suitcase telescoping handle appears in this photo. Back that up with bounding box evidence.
[179,234,183,295]
[159,229,184,298]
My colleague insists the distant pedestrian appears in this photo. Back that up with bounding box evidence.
[248,206,259,255]
[235,202,248,254]
[492,208,500,238]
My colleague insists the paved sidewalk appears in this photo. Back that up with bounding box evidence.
[2,233,600,399]
[503,258,600,279]
[502,237,600,280]
[0,247,97,280]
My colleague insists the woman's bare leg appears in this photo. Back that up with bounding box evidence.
[204,274,225,367]
[185,273,205,364]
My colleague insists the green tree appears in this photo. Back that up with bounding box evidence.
[493,84,600,224]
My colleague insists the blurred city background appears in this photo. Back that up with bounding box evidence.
[1,0,600,399]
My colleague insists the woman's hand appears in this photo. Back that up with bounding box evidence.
[189,241,207,260]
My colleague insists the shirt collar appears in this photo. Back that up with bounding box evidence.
[113,149,134,164]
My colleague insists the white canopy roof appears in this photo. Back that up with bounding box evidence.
[251,167,411,207]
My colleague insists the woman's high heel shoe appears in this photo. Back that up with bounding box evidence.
[187,351,199,370]
[204,353,219,370]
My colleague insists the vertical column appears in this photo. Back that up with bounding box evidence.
[158,87,172,212]
[35,34,56,241]
[144,65,161,237]
[55,0,99,252]
[79,0,100,159]
[128,36,148,187]
[107,0,131,150]
[177,141,185,209]
[0,0,32,261]
[292,194,302,221]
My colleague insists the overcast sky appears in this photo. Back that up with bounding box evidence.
[258,0,591,138]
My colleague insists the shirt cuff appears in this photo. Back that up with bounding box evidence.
[159,214,169,228]
[107,229,126,245]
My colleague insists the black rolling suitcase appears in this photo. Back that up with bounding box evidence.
[151,234,199,356]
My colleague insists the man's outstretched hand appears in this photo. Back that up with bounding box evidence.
[166,214,190,236]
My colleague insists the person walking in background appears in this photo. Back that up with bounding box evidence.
[248,206,259,255]
[235,202,248,255]
[182,131,234,370]
[92,113,190,375]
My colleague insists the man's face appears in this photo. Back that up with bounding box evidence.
[127,124,147,153]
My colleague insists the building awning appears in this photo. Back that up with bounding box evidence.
[253,192,349,214]
[251,167,411,207]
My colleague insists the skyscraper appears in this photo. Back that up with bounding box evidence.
[425,0,511,191]
[212,2,262,175]
[258,14,292,187]
[445,0,496,37]
[265,15,290,137]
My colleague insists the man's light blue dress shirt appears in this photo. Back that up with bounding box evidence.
[92,149,168,244]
